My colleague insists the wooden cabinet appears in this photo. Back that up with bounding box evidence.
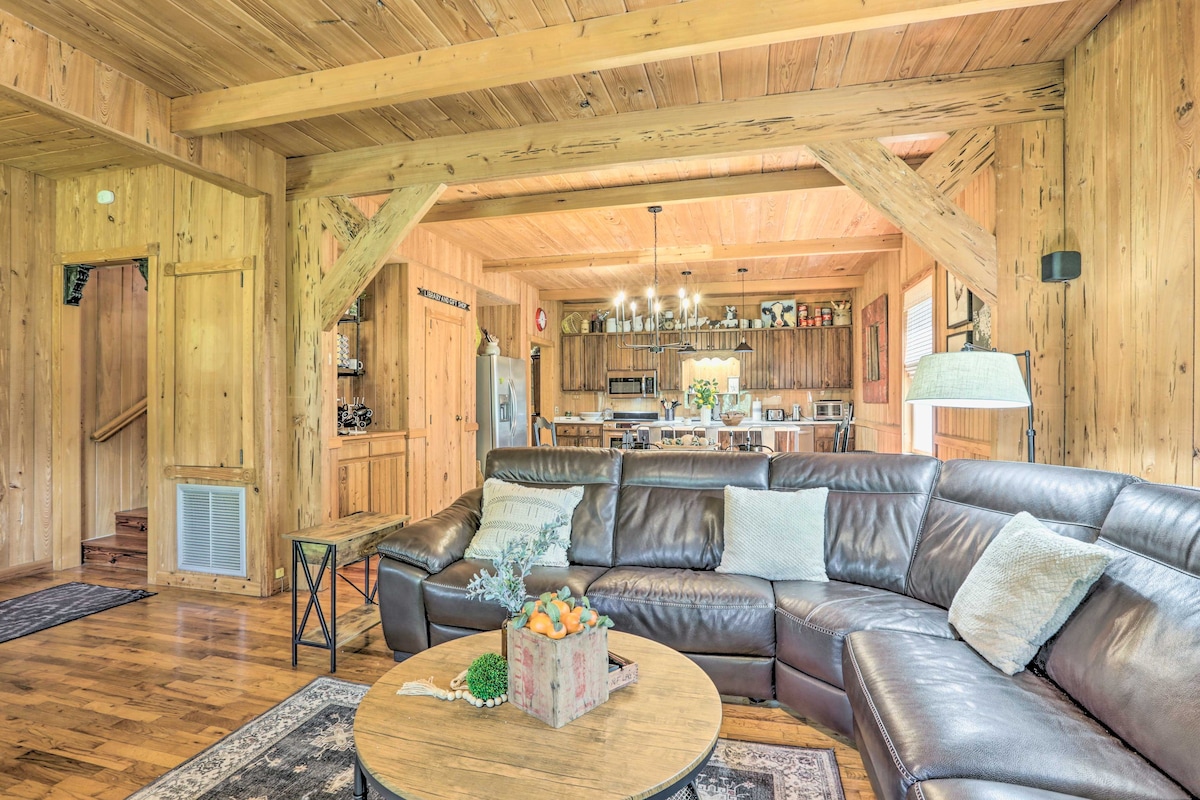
[812,423,856,453]
[560,327,852,393]
[555,423,603,448]
[335,434,408,517]
[561,335,606,392]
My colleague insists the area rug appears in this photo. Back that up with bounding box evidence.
[128,677,845,800]
[0,581,155,644]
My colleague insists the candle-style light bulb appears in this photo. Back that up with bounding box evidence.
[678,287,686,298]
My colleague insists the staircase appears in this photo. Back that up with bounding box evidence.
[82,508,148,570]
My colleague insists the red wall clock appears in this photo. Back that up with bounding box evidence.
[534,307,547,332]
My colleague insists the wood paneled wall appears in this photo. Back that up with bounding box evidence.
[80,266,147,540]
[1064,0,1199,484]
[853,250,905,454]
[0,164,54,579]
[57,161,286,595]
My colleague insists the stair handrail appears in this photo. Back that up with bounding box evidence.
[91,397,148,443]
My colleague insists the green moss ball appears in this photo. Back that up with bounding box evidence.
[466,652,508,700]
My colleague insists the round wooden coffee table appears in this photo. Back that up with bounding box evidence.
[354,629,722,800]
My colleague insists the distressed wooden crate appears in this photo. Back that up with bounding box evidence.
[507,624,609,728]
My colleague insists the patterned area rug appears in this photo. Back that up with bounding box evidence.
[129,677,845,800]
[0,581,154,644]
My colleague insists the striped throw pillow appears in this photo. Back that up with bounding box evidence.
[464,478,585,568]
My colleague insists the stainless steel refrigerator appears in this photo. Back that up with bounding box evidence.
[476,354,529,467]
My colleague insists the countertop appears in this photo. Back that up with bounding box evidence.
[553,416,846,428]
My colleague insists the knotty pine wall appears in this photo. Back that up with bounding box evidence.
[1063,0,1199,484]
[57,162,286,595]
[80,265,148,541]
[0,164,55,580]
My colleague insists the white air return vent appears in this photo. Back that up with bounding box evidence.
[177,484,247,577]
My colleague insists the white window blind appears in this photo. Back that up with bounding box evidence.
[903,297,934,374]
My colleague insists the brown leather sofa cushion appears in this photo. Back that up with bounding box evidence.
[769,453,941,593]
[377,487,482,574]
[909,781,1092,800]
[906,460,1137,608]
[1044,482,1200,798]
[614,450,769,569]
[587,565,775,657]
[422,558,608,631]
[775,580,952,689]
[844,630,1187,800]
[486,447,623,567]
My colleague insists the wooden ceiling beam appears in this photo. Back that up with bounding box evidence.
[484,236,900,273]
[319,183,446,330]
[171,0,1072,137]
[0,9,277,196]
[915,127,996,196]
[319,196,369,249]
[809,138,998,304]
[286,63,1063,198]
[422,162,919,224]
[541,276,865,302]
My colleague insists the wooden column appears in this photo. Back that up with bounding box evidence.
[288,199,331,530]
[994,120,1066,463]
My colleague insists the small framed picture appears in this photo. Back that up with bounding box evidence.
[760,299,797,328]
[727,376,740,393]
[946,273,973,329]
[946,330,973,353]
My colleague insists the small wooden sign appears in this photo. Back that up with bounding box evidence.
[507,624,609,728]
[418,287,470,311]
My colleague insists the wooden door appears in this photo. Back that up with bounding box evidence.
[425,312,470,515]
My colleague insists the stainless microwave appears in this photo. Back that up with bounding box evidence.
[607,370,657,397]
[813,400,847,420]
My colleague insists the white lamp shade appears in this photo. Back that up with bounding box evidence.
[905,351,1030,408]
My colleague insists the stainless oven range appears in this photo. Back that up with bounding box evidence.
[602,411,659,448]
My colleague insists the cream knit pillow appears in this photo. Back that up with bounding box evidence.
[717,486,829,581]
[949,511,1113,675]
[464,478,584,568]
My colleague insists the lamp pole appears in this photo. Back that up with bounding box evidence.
[962,343,1035,463]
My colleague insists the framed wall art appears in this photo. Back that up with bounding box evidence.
[946,273,973,329]
[862,294,888,404]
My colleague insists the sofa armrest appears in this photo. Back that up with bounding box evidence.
[377,487,483,574]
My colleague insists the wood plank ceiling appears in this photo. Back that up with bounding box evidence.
[0,0,1118,294]
[0,97,154,178]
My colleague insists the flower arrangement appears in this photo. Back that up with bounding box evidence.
[465,516,570,616]
[690,378,719,410]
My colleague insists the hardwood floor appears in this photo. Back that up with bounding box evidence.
[0,564,876,799]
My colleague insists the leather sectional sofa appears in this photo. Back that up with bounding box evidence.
[375,448,1199,800]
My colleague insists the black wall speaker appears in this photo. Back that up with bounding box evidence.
[1041,250,1081,282]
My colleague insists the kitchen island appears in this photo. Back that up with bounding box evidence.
[552,417,853,452]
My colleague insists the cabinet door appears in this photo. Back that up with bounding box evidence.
[581,336,607,392]
[561,336,584,392]
[338,461,371,516]
[369,455,405,515]
[740,331,770,389]
[605,336,633,372]
[769,329,794,390]
[796,327,853,389]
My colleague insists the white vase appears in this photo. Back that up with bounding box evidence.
[605,317,618,333]
[632,316,644,332]
[699,407,713,425]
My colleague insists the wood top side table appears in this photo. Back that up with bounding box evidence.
[282,512,410,672]
[353,630,722,800]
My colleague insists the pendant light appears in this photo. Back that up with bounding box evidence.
[678,270,698,354]
[613,206,688,354]
[734,267,754,353]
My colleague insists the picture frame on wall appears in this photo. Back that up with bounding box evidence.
[946,273,973,329]
[946,330,973,353]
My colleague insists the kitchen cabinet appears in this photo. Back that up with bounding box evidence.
[555,423,603,448]
[334,433,408,517]
[812,423,855,453]
[559,327,853,394]
[561,335,606,392]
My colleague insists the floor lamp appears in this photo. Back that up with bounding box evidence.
[905,344,1036,463]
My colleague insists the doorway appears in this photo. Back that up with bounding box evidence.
[530,346,542,417]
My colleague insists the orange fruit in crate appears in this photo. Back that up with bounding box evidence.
[546,623,567,640]
[563,608,583,634]
[528,612,554,636]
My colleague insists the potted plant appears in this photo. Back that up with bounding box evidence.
[691,378,719,425]
[466,518,616,728]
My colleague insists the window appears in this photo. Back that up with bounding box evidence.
[903,280,935,455]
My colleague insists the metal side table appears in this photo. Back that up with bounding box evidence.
[282,512,410,672]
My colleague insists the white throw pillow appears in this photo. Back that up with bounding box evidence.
[717,486,829,581]
[464,478,584,568]
[949,511,1113,675]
